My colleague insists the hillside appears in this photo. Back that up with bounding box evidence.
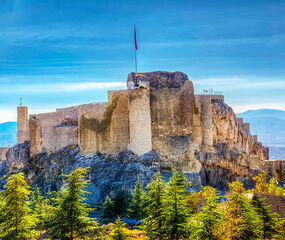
[0,122,17,147]
[237,109,285,160]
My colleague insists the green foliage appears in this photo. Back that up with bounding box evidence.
[252,195,283,239]
[189,186,222,240]
[103,195,115,219]
[222,181,262,240]
[102,190,130,220]
[163,170,191,240]
[112,190,130,218]
[48,167,95,240]
[141,172,166,240]
[0,173,38,240]
[30,186,46,227]
[128,176,146,222]
[110,217,130,240]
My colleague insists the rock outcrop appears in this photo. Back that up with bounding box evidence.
[198,99,269,189]
[1,144,161,205]
[0,70,271,199]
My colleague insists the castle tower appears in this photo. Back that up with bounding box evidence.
[17,106,29,144]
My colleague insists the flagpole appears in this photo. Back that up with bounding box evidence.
[135,46,137,74]
[134,24,138,87]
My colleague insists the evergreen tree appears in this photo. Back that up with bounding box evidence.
[163,170,190,240]
[128,176,146,222]
[110,217,130,240]
[103,195,115,219]
[49,167,95,240]
[222,181,262,240]
[141,172,166,240]
[190,186,222,240]
[0,173,38,240]
[30,185,48,233]
[252,195,282,239]
[112,190,130,218]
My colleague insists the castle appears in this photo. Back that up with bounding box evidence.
[0,71,274,183]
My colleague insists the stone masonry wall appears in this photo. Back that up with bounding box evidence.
[17,106,29,144]
[79,92,130,155]
[0,147,10,161]
[257,194,285,218]
[128,89,152,155]
[29,105,80,156]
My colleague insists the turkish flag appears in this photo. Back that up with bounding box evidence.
[134,25,138,50]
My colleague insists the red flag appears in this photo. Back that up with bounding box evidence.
[134,25,138,50]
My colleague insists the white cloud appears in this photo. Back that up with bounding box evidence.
[0,110,16,124]
[0,81,126,94]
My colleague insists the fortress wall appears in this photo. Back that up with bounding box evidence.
[0,147,9,161]
[79,103,108,153]
[195,95,214,151]
[210,95,224,102]
[29,117,42,157]
[17,106,29,144]
[53,126,78,151]
[237,118,244,124]
[108,91,130,154]
[151,80,201,172]
[79,92,130,154]
[29,105,81,155]
[257,194,285,218]
[193,96,202,148]
[260,160,285,183]
[243,122,250,132]
[129,89,152,155]
[150,80,194,138]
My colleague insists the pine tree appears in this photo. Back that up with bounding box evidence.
[0,173,38,240]
[163,170,190,240]
[49,167,95,240]
[110,217,130,240]
[222,181,262,240]
[141,172,166,240]
[112,190,130,218]
[128,176,146,222]
[30,186,47,232]
[252,195,282,239]
[190,186,222,240]
[103,195,115,219]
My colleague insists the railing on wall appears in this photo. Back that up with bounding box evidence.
[202,88,223,95]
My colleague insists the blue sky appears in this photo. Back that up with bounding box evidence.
[0,0,285,123]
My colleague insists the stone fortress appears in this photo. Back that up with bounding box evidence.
[1,71,283,185]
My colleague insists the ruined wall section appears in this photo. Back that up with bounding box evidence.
[0,147,10,161]
[29,106,80,156]
[79,92,130,155]
[150,80,198,172]
[17,106,29,144]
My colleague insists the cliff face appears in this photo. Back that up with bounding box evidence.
[197,99,269,189]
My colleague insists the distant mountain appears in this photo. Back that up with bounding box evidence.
[237,109,285,160]
[0,122,17,147]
